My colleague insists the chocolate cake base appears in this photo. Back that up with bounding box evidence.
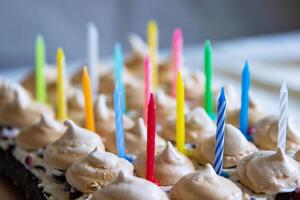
[0,146,46,200]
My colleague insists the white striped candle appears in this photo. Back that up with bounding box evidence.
[213,87,226,175]
[278,82,288,151]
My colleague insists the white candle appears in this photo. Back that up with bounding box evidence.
[87,22,99,94]
[278,82,288,151]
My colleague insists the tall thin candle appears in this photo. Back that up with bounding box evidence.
[146,93,158,183]
[239,62,250,137]
[204,40,214,118]
[278,82,288,151]
[82,67,95,131]
[171,28,183,97]
[113,81,126,159]
[56,48,67,121]
[87,23,99,94]
[176,71,186,155]
[144,56,151,123]
[147,20,159,90]
[213,87,226,175]
[114,43,126,112]
[35,35,47,103]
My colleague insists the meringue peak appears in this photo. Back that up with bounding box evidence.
[95,94,110,120]
[159,142,181,163]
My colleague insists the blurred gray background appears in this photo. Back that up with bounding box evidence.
[1,0,300,67]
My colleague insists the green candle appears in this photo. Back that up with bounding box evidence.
[35,35,47,103]
[204,40,214,117]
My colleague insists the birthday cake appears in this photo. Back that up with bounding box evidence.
[0,22,300,200]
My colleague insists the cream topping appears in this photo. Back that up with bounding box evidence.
[0,78,28,108]
[105,118,165,155]
[92,171,169,200]
[184,72,205,101]
[156,90,177,124]
[0,88,53,128]
[134,142,195,186]
[125,78,145,111]
[21,67,73,104]
[94,95,134,139]
[66,148,134,193]
[67,89,85,124]
[161,107,216,143]
[16,114,65,150]
[170,164,243,200]
[253,115,300,152]
[237,148,300,194]
[227,92,267,129]
[192,124,258,168]
[44,120,105,170]
[213,84,240,112]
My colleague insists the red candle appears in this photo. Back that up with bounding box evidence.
[146,93,158,184]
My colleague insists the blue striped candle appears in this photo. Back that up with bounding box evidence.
[113,81,126,159]
[114,43,126,112]
[213,87,226,175]
[239,61,250,138]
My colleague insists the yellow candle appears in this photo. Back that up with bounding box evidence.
[82,66,95,131]
[176,71,186,154]
[56,48,67,121]
[147,20,159,90]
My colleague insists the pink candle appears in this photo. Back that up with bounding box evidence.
[146,93,158,184]
[171,28,183,97]
[144,56,151,123]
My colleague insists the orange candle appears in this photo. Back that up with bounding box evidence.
[82,66,95,131]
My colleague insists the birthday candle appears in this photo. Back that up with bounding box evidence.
[146,93,158,183]
[239,62,250,137]
[176,71,186,154]
[147,20,159,90]
[213,87,226,175]
[82,67,95,131]
[114,43,126,112]
[113,81,126,159]
[144,56,151,123]
[171,28,183,98]
[204,40,214,118]
[87,22,99,94]
[278,82,288,151]
[56,48,67,121]
[35,35,47,103]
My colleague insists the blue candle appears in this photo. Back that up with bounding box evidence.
[113,81,126,159]
[239,62,250,138]
[114,43,126,112]
[213,87,226,175]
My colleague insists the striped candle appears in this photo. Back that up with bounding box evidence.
[278,82,288,151]
[213,87,226,175]
[113,81,126,159]
[171,28,183,97]
[144,56,151,124]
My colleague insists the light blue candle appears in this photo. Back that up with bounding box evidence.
[114,43,126,112]
[239,62,250,138]
[113,81,126,159]
[213,87,226,175]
